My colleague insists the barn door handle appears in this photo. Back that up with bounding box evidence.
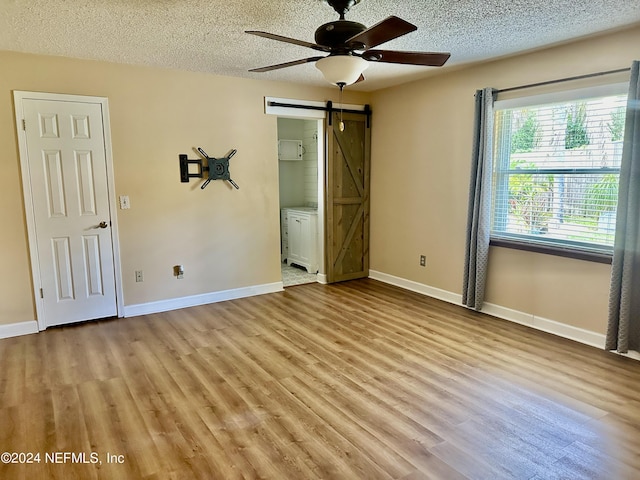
[97,221,109,229]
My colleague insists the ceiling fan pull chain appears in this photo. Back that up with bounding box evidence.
[338,82,345,132]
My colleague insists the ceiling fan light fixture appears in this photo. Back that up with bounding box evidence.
[315,55,368,86]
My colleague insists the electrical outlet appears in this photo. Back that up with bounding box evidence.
[174,265,184,279]
[419,255,426,267]
[135,270,143,282]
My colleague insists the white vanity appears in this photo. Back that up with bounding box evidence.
[281,207,319,274]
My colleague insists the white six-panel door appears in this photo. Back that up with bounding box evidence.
[16,93,119,328]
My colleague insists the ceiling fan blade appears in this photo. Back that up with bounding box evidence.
[245,31,330,52]
[363,50,451,67]
[355,73,365,84]
[346,16,416,49]
[248,57,325,73]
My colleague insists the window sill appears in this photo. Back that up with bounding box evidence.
[489,237,613,264]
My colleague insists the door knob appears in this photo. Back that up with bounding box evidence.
[98,221,109,229]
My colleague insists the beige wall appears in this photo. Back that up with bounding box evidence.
[2,25,638,337]
[369,25,640,335]
[0,51,369,326]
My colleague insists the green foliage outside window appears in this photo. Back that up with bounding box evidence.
[586,173,619,222]
[510,110,540,153]
[508,159,553,234]
[565,103,589,149]
[608,107,625,142]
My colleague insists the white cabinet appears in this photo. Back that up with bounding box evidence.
[280,209,289,262]
[278,140,303,161]
[281,208,318,273]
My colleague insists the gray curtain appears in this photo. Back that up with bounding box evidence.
[463,88,496,310]
[606,60,640,354]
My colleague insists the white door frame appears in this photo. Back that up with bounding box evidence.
[13,90,124,330]
[267,97,328,283]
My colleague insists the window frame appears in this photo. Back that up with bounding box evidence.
[490,82,628,263]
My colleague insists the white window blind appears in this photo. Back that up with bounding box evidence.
[491,84,628,255]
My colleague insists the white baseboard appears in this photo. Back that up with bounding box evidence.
[369,270,607,350]
[369,270,462,305]
[2,276,632,360]
[618,350,640,361]
[124,281,284,317]
[0,320,39,340]
[480,302,606,348]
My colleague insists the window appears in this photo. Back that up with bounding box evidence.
[491,83,628,260]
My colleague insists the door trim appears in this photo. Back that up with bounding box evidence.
[13,91,124,330]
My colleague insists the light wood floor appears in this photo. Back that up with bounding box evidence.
[1,279,639,479]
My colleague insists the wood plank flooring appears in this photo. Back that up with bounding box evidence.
[1,278,639,479]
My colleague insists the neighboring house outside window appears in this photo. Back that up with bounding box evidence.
[491,83,628,261]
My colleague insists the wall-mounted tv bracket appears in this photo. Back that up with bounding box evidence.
[179,147,239,189]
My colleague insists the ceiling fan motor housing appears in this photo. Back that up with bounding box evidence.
[315,20,367,51]
[326,0,359,19]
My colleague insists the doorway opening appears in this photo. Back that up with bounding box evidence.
[267,95,371,287]
[277,117,325,287]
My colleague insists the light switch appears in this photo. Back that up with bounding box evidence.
[119,195,130,209]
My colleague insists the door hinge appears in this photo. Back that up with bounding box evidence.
[22,119,26,130]
[39,288,44,299]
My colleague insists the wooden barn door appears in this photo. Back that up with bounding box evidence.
[325,110,371,283]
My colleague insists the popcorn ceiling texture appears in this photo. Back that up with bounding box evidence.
[1,0,639,91]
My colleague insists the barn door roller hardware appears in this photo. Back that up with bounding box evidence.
[179,147,239,189]
[266,101,371,128]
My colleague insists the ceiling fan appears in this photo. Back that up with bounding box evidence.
[246,0,450,86]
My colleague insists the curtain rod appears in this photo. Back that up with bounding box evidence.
[497,67,631,94]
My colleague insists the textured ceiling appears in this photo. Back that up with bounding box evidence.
[1,0,639,91]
